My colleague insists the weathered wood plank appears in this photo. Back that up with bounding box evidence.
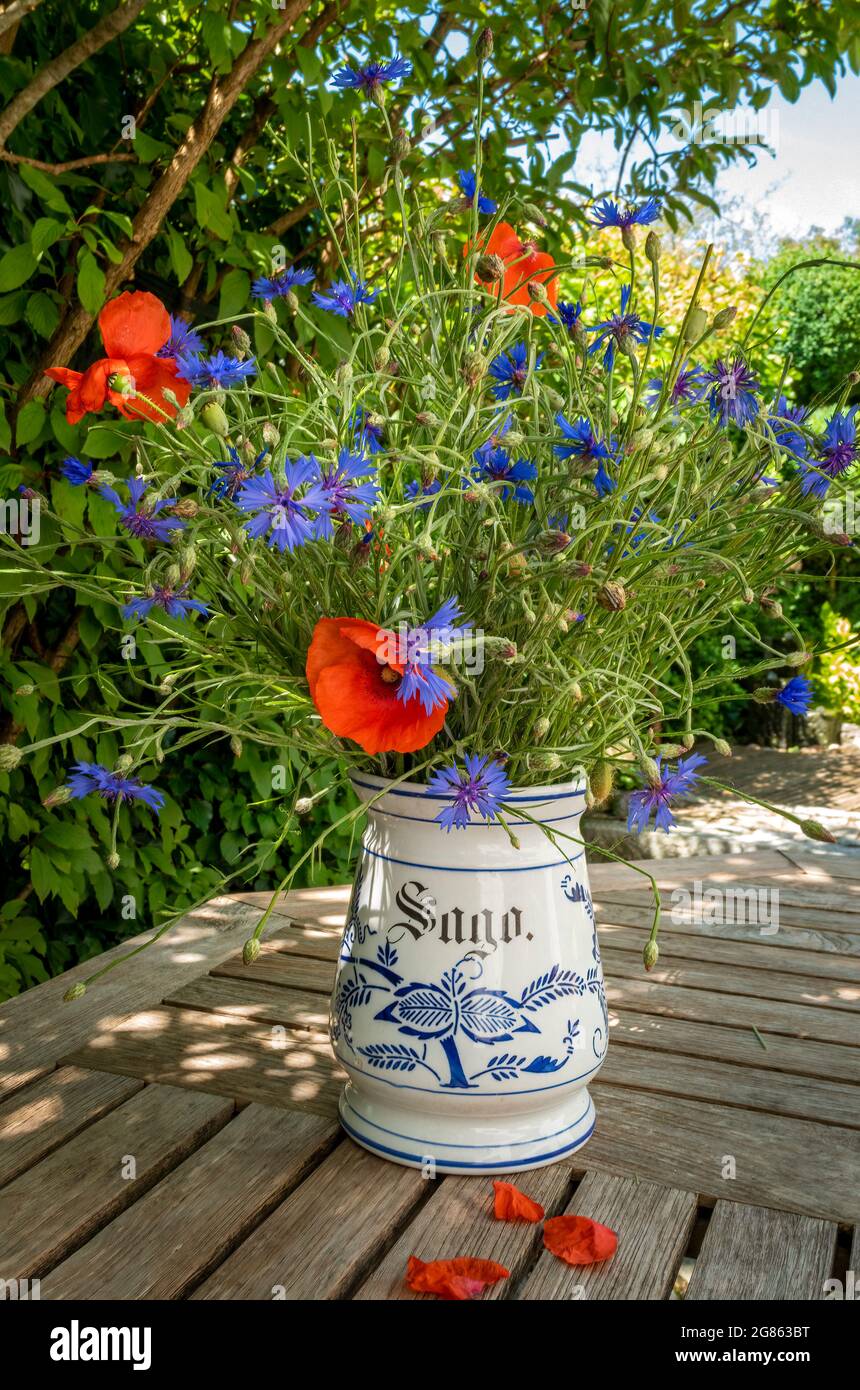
[62,1006,344,1117]
[605,974,859,1046]
[0,1067,142,1188]
[44,1105,338,1300]
[598,1041,860,1129]
[354,1164,572,1301]
[597,885,860,927]
[0,1085,232,1280]
[166,975,329,1034]
[604,948,859,1015]
[518,1172,696,1301]
[232,885,350,928]
[0,896,265,1100]
[213,953,334,995]
[588,852,796,894]
[780,850,860,881]
[597,914,860,970]
[685,1201,837,1300]
[191,1138,428,1300]
[607,1007,860,1085]
[583,1083,859,1224]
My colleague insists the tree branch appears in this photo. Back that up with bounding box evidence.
[0,0,43,41]
[0,149,137,172]
[0,0,152,149]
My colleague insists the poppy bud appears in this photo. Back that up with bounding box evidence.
[294,797,314,816]
[106,852,121,870]
[590,760,614,804]
[231,324,252,357]
[178,545,197,579]
[643,940,659,971]
[596,581,626,612]
[800,819,836,844]
[680,733,695,750]
[475,253,505,282]
[527,279,550,306]
[683,306,708,342]
[0,745,22,771]
[230,735,243,757]
[243,938,261,965]
[645,230,661,265]
[42,785,72,808]
[63,983,87,1003]
[533,716,550,741]
[389,129,411,162]
[476,26,494,61]
[714,738,732,756]
[201,402,230,437]
[711,307,737,331]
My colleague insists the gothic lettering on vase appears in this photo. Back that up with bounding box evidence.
[387,878,533,952]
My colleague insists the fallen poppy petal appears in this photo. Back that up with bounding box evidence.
[406,1255,510,1301]
[543,1214,617,1266]
[492,1180,544,1223]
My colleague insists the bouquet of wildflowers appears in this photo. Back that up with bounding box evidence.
[10,32,858,986]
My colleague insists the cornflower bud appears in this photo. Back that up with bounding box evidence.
[0,745,22,771]
[243,938,261,965]
[645,230,661,265]
[543,388,564,411]
[643,940,659,971]
[711,306,737,331]
[848,371,860,386]
[507,552,528,578]
[462,350,487,388]
[294,797,314,816]
[759,595,783,618]
[175,405,194,430]
[713,738,732,757]
[389,129,411,162]
[537,529,571,554]
[639,755,662,786]
[527,279,549,306]
[569,681,583,702]
[263,300,278,324]
[504,430,525,450]
[569,561,592,578]
[590,760,614,804]
[178,543,197,578]
[497,641,518,663]
[800,819,836,844]
[261,421,280,448]
[201,402,230,437]
[63,983,87,1003]
[230,735,243,757]
[533,717,550,741]
[785,650,811,667]
[596,581,626,612]
[529,751,561,773]
[621,225,637,254]
[231,324,252,357]
[476,26,494,61]
[521,202,547,228]
[43,785,72,808]
[106,852,121,870]
[172,498,198,519]
[683,306,708,342]
[159,672,180,695]
[285,290,299,315]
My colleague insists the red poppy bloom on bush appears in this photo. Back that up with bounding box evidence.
[45,291,191,425]
[306,601,466,754]
[467,220,558,315]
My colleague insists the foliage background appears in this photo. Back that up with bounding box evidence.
[1,0,859,998]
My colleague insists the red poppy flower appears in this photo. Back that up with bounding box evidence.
[406,1255,510,1300]
[543,1214,618,1266]
[492,1180,545,1223]
[466,220,558,316]
[306,617,451,755]
[45,291,191,425]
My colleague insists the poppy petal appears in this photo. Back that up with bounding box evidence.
[44,367,82,390]
[492,1180,544,1223]
[313,658,447,754]
[98,290,171,359]
[502,252,558,315]
[406,1255,510,1300]
[115,354,191,421]
[306,617,373,701]
[543,1214,618,1265]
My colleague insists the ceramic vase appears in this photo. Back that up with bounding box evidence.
[329,773,608,1175]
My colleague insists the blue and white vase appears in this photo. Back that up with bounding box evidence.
[330,773,608,1175]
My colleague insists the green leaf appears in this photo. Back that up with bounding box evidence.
[82,424,124,459]
[132,129,168,163]
[7,804,33,841]
[15,399,46,446]
[218,268,250,318]
[0,244,38,292]
[77,251,106,313]
[16,163,71,214]
[0,291,27,325]
[166,224,193,284]
[31,216,68,258]
[26,291,60,339]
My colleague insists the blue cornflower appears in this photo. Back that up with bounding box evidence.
[773,676,813,716]
[210,445,269,501]
[175,350,258,389]
[704,357,760,428]
[405,478,442,510]
[645,360,707,410]
[315,449,379,538]
[100,476,186,543]
[351,405,385,454]
[472,426,537,504]
[456,169,497,214]
[488,342,542,400]
[798,408,858,498]
[157,315,204,359]
[312,273,378,318]
[386,598,471,716]
[554,413,617,496]
[332,55,412,95]
[65,761,164,815]
[60,457,93,486]
[768,397,809,461]
[548,301,583,336]
[628,753,707,834]
[588,284,663,370]
[590,196,661,230]
[252,265,315,301]
[234,459,327,552]
[426,754,511,832]
[123,584,208,622]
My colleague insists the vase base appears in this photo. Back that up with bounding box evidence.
[337,1083,596,1175]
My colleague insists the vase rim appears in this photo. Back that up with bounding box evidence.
[350,769,587,806]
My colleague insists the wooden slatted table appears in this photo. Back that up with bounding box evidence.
[1,847,857,1301]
